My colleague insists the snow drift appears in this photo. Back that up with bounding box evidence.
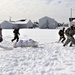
[0,29,75,75]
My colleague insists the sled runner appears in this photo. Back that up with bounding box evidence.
[13,39,38,48]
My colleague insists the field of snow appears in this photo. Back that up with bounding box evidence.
[0,28,75,75]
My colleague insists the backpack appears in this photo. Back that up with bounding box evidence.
[65,27,75,36]
[58,30,63,36]
[65,28,71,36]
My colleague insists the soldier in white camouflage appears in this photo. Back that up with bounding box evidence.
[63,25,75,47]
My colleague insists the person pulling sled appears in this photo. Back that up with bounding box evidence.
[11,28,20,42]
[63,25,75,47]
[58,27,66,43]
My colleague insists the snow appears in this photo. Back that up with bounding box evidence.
[0,29,75,75]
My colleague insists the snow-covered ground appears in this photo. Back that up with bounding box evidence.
[0,28,75,75]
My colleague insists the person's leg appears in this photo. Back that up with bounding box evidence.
[11,36,16,42]
[69,42,72,47]
[16,35,19,42]
[58,36,62,42]
[61,36,66,43]
[70,37,75,46]
[63,38,70,46]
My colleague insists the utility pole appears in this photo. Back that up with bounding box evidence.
[9,16,11,22]
[70,8,72,27]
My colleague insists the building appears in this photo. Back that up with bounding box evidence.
[70,20,75,26]
[11,20,33,29]
[27,20,33,28]
[0,20,13,29]
[39,16,58,29]
[11,20,28,29]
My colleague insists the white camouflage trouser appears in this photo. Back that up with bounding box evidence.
[63,36,75,46]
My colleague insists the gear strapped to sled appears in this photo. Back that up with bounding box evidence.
[13,39,38,48]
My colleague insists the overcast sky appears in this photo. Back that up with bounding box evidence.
[0,0,75,23]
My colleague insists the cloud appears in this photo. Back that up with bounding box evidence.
[0,0,75,23]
